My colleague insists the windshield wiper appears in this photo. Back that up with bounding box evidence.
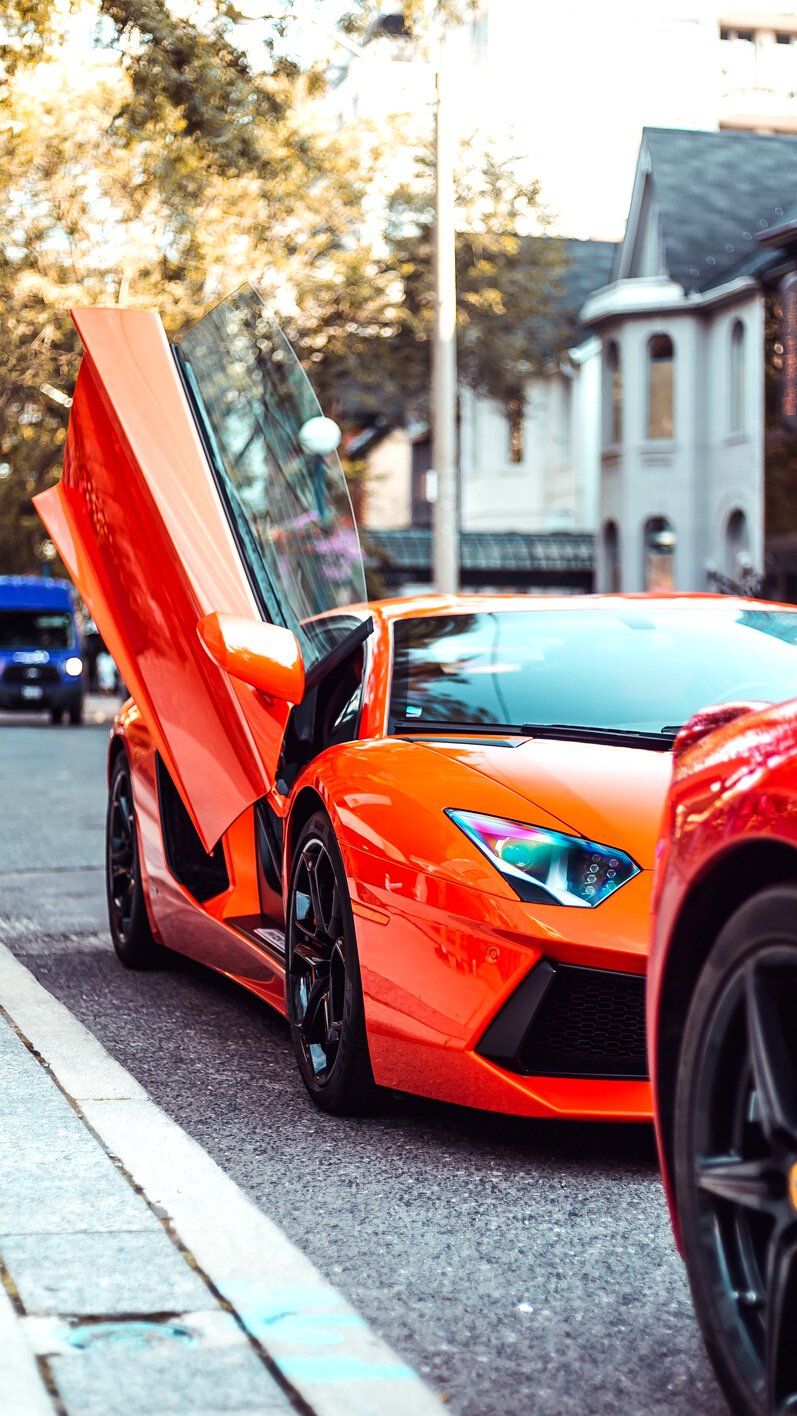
[393,720,678,751]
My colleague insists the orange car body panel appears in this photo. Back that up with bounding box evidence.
[34,307,289,851]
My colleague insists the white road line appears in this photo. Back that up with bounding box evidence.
[0,944,443,1416]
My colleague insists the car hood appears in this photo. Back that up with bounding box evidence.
[415,736,674,869]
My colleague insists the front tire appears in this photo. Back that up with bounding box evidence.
[286,811,383,1115]
[673,885,797,1416]
[106,752,163,969]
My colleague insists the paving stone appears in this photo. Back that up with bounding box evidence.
[0,1153,156,1236]
[45,1313,293,1415]
[3,1230,210,1317]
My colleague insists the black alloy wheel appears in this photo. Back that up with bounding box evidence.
[106,753,162,969]
[286,811,382,1115]
[674,885,797,1416]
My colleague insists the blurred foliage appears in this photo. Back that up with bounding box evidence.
[0,0,568,574]
[764,292,797,533]
[339,1,482,39]
[291,145,568,423]
[0,0,369,571]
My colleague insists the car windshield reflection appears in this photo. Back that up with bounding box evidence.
[389,606,797,734]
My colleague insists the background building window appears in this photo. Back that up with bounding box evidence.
[602,520,621,592]
[725,508,750,579]
[507,397,524,464]
[603,340,623,447]
[730,319,745,432]
[647,334,674,440]
[644,516,676,591]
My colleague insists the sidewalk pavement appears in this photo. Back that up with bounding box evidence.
[0,943,443,1416]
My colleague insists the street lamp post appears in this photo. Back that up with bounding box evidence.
[430,38,459,594]
[309,7,460,593]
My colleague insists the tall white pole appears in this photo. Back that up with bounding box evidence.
[431,41,459,594]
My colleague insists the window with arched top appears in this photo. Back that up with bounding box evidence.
[725,508,750,579]
[730,320,746,432]
[644,516,676,591]
[602,519,621,592]
[647,334,674,440]
[603,340,623,447]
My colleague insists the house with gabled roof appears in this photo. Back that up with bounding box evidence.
[581,126,797,593]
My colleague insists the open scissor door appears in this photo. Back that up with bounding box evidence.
[35,288,366,850]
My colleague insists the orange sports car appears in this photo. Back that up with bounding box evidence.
[35,286,797,1119]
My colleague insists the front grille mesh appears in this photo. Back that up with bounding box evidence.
[519,964,647,1079]
[3,664,61,685]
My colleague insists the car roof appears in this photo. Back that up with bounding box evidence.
[366,591,797,625]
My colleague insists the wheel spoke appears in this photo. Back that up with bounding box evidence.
[327,882,342,936]
[293,939,331,971]
[289,836,354,1082]
[304,857,323,931]
[696,1154,781,1215]
[745,963,797,1145]
[766,1226,797,1412]
[300,976,330,1045]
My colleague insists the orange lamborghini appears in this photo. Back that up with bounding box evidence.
[35,286,797,1119]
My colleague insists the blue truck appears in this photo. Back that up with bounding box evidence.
[0,576,85,724]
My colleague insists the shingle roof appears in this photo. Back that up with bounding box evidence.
[643,127,797,293]
[557,238,617,324]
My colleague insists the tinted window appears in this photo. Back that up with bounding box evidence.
[0,610,74,649]
[177,286,366,675]
[389,607,797,734]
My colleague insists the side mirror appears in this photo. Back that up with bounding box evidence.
[198,612,305,704]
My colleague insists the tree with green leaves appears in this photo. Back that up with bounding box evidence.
[293,143,568,425]
[0,0,570,575]
[0,0,370,571]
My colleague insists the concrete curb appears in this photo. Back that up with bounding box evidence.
[0,1279,54,1414]
[0,943,443,1416]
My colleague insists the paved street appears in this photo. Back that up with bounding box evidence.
[0,713,728,1416]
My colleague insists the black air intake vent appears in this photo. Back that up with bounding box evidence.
[477,959,647,1080]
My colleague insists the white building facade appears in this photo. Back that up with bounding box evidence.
[583,125,797,592]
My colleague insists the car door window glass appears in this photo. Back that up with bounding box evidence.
[177,286,366,673]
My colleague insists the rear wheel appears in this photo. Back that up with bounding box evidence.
[67,699,84,725]
[50,708,65,725]
[286,811,383,1115]
[106,752,163,968]
[673,885,797,1416]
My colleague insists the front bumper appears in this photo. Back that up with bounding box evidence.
[350,845,653,1121]
[0,681,83,712]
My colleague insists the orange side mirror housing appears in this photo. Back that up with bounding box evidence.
[198,612,305,705]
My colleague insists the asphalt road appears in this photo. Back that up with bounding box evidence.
[0,711,728,1416]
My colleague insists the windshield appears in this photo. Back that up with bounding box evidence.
[389,606,797,734]
[176,285,366,675]
[0,610,74,650]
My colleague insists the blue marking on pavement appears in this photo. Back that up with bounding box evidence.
[279,1356,417,1383]
[223,1281,419,1380]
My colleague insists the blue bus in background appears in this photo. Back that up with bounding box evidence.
[0,577,85,724]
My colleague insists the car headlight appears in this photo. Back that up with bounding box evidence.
[63,656,83,677]
[446,809,640,907]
